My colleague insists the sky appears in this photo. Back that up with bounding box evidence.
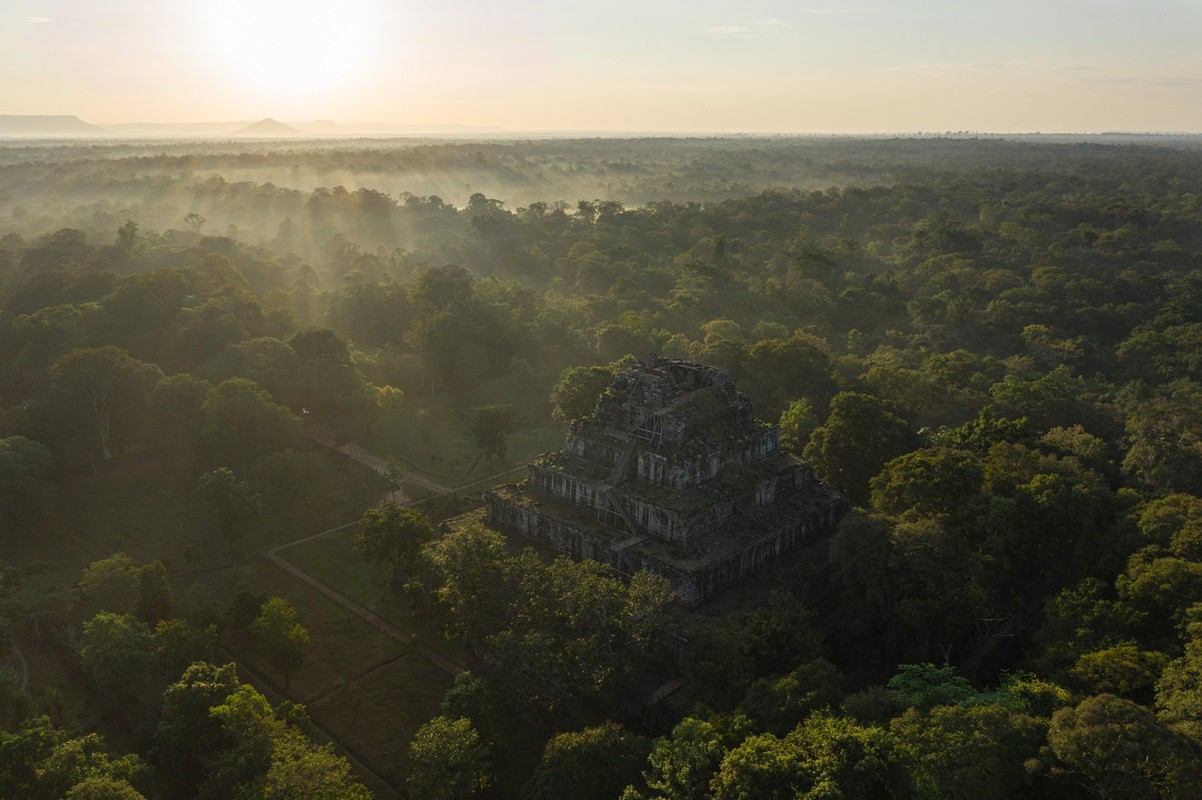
[2,0,1200,133]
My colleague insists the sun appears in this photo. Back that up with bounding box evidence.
[198,0,380,97]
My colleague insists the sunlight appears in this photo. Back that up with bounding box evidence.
[198,0,380,97]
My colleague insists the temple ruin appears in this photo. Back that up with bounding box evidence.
[484,356,847,606]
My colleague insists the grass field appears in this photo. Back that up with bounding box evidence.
[282,525,468,664]
[9,445,390,582]
[370,372,565,487]
[9,424,553,797]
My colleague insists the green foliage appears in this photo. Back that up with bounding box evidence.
[869,447,984,517]
[197,467,261,562]
[0,436,53,529]
[523,722,650,800]
[890,703,1045,800]
[687,593,823,709]
[13,133,1202,800]
[641,716,735,800]
[550,363,617,423]
[353,501,436,586]
[740,659,842,736]
[777,398,815,456]
[927,406,1029,455]
[134,560,173,625]
[1048,694,1202,800]
[153,662,242,796]
[1154,609,1202,742]
[1071,643,1171,702]
[886,664,977,711]
[710,713,896,800]
[407,715,491,800]
[440,672,496,744]
[78,554,141,616]
[467,403,517,461]
[803,391,914,505]
[200,378,303,468]
[147,373,211,452]
[38,346,161,463]
[0,716,146,800]
[79,612,153,701]
[251,598,310,692]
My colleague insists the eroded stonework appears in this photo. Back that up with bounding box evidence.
[485,356,847,605]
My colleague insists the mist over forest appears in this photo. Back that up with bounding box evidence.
[4,134,1202,799]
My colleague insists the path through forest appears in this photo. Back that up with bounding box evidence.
[263,430,524,677]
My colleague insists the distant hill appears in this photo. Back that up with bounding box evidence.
[233,117,303,135]
[0,114,107,136]
[295,119,345,134]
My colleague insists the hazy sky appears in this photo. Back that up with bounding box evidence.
[2,0,1200,132]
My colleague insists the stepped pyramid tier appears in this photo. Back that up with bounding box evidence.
[485,355,847,606]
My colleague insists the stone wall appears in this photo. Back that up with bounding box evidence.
[484,489,842,607]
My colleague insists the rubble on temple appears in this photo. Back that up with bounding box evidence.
[484,355,848,606]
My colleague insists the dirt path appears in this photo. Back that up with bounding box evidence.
[263,429,526,679]
[307,425,449,503]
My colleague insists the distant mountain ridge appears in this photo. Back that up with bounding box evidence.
[233,117,303,135]
[0,114,107,136]
[0,113,509,137]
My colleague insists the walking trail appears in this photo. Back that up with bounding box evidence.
[261,428,524,678]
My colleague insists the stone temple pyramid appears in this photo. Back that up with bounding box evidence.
[485,356,847,606]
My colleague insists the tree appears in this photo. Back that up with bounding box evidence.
[407,716,491,800]
[200,378,303,469]
[64,774,145,800]
[740,659,843,736]
[1155,609,1202,742]
[890,703,1045,800]
[152,661,242,796]
[740,333,836,420]
[467,404,517,462]
[78,554,140,616]
[79,613,153,702]
[251,598,309,693]
[440,672,496,745]
[151,619,216,677]
[262,728,371,800]
[134,560,174,625]
[1048,694,1202,800]
[709,714,896,800]
[146,373,211,453]
[41,346,161,465]
[523,722,651,800]
[197,467,261,569]
[418,520,520,651]
[550,364,617,423]
[0,436,53,531]
[885,663,978,711]
[777,398,816,456]
[641,717,733,800]
[803,391,915,505]
[353,502,436,588]
[869,447,984,518]
[1071,643,1171,702]
[0,716,146,800]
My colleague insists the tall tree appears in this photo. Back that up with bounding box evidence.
[41,346,161,465]
[197,468,261,569]
[251,597,309,693]
[467,404,517,462]
[406,715,491,800]
[803,391,914,505]
[200,378,303,469]
[353,502,436,588]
